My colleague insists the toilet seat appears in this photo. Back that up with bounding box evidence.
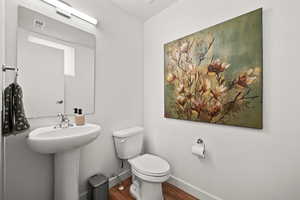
[132,167,170,183]
[129,154,170,177]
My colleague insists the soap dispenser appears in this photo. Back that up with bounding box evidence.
[75,108,85,126]
[73,108,78,125]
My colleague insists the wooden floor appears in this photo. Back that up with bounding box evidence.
[109,177,198,200]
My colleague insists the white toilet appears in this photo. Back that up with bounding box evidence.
[113,127,170,200]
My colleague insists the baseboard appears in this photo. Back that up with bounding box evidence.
[168,175,224,200]
[79,169,131,200]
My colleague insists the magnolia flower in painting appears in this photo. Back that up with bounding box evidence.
[191,98,207,113]
[211,84,227,100]
[235,68,258,88]
[207,59,230,75]
[208,101,222,118]
[187,64,197,82]
[177,83,185,94]
[180,41,189,53]
[166,73,176,83]
[176,95,187,106]
[185,91,193,99]
[172,49,180,61]
[199,78,211,95]
[254,67,261,76]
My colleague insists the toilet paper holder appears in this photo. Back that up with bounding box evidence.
[197,138,205,145]
[194,138,206,158]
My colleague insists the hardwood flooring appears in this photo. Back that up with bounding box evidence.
[109,177,199,200]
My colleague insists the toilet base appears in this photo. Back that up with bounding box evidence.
[130,175,164,200]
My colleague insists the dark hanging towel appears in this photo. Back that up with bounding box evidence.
[2,83,30,136]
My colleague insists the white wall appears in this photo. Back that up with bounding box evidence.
[144,0,300,200]
[4,0,143,199]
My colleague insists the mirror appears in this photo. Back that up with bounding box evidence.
[17,6,96,118]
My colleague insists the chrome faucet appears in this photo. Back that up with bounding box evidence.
[55,113,74,129]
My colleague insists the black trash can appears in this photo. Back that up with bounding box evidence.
[88,174,109,200]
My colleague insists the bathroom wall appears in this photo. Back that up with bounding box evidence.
[144,0,300,200]
[4,0,143,199]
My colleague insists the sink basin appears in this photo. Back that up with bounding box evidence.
[28,123,101,153]
[27,123,101,200]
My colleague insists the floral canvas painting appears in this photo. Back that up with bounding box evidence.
[164,8,263,129]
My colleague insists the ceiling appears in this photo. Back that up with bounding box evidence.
[110,0,177,21]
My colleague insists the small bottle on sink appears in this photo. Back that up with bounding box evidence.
[75,108,85,126]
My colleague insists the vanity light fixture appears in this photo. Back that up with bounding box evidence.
[41,0,98,25]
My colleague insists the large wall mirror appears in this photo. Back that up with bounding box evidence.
[17,6,96,118]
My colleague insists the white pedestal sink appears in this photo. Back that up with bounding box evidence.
[27,124,101,200]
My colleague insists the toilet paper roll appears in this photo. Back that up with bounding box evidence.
[192,144,205,158]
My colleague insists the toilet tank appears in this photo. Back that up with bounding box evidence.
[113,127,144,159]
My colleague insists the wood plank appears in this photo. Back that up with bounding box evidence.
[163,182,198,200]
[109,177,199,200]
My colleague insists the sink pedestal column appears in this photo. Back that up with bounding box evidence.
[54,148,80,200]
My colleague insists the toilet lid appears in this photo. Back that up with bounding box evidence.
[130,154,170,176]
